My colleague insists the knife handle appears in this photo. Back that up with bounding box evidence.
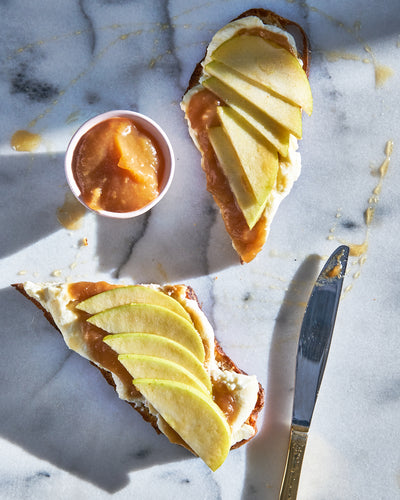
[279,425,308,500]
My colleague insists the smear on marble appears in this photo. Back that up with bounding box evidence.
[363,45,395,88]
[324,51,369,64]
[56,191,87,230]
[10,130,41,152]
[327,140,393,295]
[374,65,394,88]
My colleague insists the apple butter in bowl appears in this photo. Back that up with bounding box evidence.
[65,110,174,218]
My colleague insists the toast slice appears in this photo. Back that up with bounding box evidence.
[13,281,264,470]
[181,9,311,263]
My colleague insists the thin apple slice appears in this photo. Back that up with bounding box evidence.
[104,333,212,392]
[204,61,302,138]
[133,379,231,471]
[208,126,264,229]
[77,285,192,323]
[119,354,210,395]
[216,106,279,208]
[209,106,279,229]
[202,77,289,157]
[211,35,313,115]
[88,304,205,362]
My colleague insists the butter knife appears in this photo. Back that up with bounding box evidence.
[279,245,349,500]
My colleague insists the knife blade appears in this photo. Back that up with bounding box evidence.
[279,245,349,500]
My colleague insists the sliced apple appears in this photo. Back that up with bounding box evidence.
[119,354,210,394]
[203,77,290,157]
[88,304,205,362]
[133,379,231,471]
[77,285,192,323]
[217,106,279,205]
[208,106,279,230]
[211,35,313,115]
[208,126,264,229]
[104,333,212,392]
[204,61,302,138]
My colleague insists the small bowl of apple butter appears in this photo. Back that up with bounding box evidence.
[65,110,175,218]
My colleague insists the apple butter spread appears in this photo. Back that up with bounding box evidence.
[11,129,41,152]
[72,117,165,213]
[211,377,236,425]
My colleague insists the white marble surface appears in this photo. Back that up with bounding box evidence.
[1,1,399,499]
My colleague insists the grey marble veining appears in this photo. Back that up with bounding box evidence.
[1,1,400,499]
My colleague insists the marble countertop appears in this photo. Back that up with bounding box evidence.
[1,1,399,499]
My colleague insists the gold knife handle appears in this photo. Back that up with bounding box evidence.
[279,425,308,500]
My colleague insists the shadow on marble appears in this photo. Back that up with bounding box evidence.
[241,254,320,500]
[0,286,194,493]
[0,154,65,258]
[94,199,239,283]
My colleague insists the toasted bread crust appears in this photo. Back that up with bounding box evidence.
[12,282,264,449]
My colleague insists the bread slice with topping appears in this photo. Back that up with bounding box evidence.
[13,281,264,471]
[181,9,311,263]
